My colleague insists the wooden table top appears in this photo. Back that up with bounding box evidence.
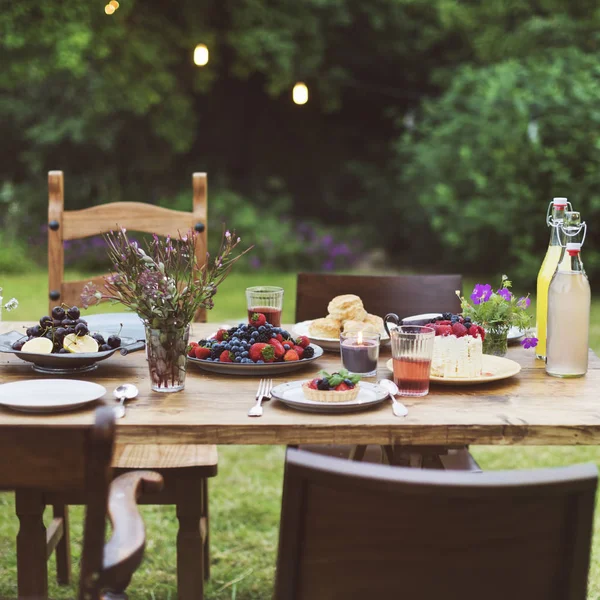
[0,321,599,446]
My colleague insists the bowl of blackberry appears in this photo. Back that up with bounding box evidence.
[0,305,143,374]
[187,313,323,375]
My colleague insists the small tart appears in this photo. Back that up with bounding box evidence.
[302,382,360,403]
[308,316,342,339]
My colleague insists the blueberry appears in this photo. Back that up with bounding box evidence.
[235,356,242,362]
[283,344,291,350]
[274,327,282,333]
[241,351,249,358]
[281,330,291,338]
[258,326,266,333]
[343,378,353,385]
[451,315,459,324]
[257,360,264,364]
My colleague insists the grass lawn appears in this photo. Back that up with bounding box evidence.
[2,270,600,599]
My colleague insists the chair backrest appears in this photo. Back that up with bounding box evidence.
[275,448,597,600]
[295,273,462,322]
[48,170,208,321]
[0,408,114,599]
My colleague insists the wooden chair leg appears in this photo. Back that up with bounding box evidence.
[176,473,204,600]
[16,490,48,599]
[53,504,71,584]
[202,477,210,581]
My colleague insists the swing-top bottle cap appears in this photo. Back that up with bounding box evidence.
[553,197,568,207]
[566,242,581,252]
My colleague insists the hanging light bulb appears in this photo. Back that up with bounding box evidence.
[193,44,209,66]
[104,3,115,14]
[292,82,308,105]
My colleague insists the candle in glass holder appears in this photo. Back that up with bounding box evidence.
[340,331,380,376]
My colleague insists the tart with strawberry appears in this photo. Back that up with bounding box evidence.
[429,313,484,378]
[302,370,361,402]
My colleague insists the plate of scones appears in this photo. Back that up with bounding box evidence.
[293,294,389,352]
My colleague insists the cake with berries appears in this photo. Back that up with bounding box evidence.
[430,313,484,378]
[302,370,361,402]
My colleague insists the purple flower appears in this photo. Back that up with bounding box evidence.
[497,288,512,301]
[517,296,531,309]
[470,283,492,305]
[321,259,335,271]
[250,257,261,269]
[321,235,333,248]
[521,337,538,349]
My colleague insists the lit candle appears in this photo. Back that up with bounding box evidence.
[340,331,380,376]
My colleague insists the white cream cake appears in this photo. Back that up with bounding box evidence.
[431,334,483,378]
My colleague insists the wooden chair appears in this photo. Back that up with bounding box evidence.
[275,448,597,600]
[1,407,163,600]
[295,272,467,467]
[295,272,462,322]
[46,171,218,600]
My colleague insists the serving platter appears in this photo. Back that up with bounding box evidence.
[0,330,144,374]
[271,380,388,413]
[385,355,521,386]
[0,379,106,413]
[293,320,389,353]
[188,343,324,375]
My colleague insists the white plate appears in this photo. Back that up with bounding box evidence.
[271,380,388,413]
[0,379,106,413]
[188,344,324,375]
[293,320,390,353]
[385,355,521,386]
[507,326,526,344]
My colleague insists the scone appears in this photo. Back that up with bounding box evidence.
[327,294,367,321]
[302,370,361,402]
[364,313,386,335]
[342,319,379,335]
[309,316,342,339]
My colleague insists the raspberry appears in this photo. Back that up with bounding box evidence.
[437,324,452,336]
[452,323,468,338]
[468,324,479,337]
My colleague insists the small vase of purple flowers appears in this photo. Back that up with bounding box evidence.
[457,275,538,357]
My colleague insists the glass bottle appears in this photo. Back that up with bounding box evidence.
[536,197,569,360]
[546,234,590,378]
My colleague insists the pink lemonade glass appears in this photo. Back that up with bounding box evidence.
[246,286,284,327]
[389,325,435,397]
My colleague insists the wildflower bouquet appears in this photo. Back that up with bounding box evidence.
[457,275,538,353]
[0,289,18,320]
[82,227,250,328]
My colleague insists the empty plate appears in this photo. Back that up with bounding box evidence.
[0,379,107,413]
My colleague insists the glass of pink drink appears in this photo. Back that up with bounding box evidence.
[389,325,435,396]
[246,286,284,326]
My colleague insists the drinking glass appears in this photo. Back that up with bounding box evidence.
[246,286,284,326]
[340,331,380,377]
[389,325,435,396]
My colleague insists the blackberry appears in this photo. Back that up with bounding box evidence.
[198,339,209,346]
[317,379,330,391]
[442,312,452,320]
[227,327,237,337]
[211,344,225,359]
[257,332,271,343]
[302,346,315,359]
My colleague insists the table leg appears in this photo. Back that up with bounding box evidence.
[53,504,71,584]
[16,489,48,599]
[176,473,204,600]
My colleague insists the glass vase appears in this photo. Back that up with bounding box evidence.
[483,328,509,357]
[145,324,190,393]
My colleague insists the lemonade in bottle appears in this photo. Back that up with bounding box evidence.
[536,197,569,359]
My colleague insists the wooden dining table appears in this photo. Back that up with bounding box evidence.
[1,322,600,448]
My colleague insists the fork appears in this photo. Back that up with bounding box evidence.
[248,378,273,417]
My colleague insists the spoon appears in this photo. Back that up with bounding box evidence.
[377,379,408,417]
[113,383,139,419]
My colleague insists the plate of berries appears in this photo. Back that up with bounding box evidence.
[187,316,324,375]
[0,305,145,374]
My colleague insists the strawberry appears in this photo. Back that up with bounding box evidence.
[194,346,211,360]
[268,338,285,360]
[295,335,310,348]
[275,333,285,343]
[293,344,305,359]
[249,343,275,363]
[187,341,199,357]
[335,382,352,391]
[452,322,468,338]
[214,329,229,342]
[219,350,234,362]
[249,312,267,327]
[438,320,452,326]
[308,378,320,390]
[468,324,479,338]
[477,326,486,342]
[437,324,452,336]
[283,349,300,361]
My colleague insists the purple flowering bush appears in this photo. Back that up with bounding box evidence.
[458,275,537,349]
[81,227,251,328]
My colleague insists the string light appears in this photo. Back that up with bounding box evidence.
[193,44,209,66]
[104,4,115,14]
[292,82,308,105]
